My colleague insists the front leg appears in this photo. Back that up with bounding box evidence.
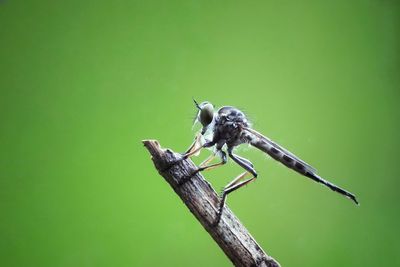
[174,140,217,186]
[160,136,213,173]
[184,133,202,155]
[182,140,215,159]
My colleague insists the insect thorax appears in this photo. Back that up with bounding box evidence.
[213,107,249,148]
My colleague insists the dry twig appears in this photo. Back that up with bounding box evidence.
[143,140,280,267]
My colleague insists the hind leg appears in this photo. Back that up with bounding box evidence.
[214,148,258,225]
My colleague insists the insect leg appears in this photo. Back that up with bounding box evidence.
[184,133,202,154]
[214,149,258,225]
[224,171,250,189]
[228,151,258,177]
[215,175,257,225]
[199,154,216,167]
[198,150,227,172]
[231,154,254,168]
[182,140,215,159]
[162,139,215,173]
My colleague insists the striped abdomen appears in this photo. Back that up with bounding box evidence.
[242,128,316,176]
[242,127,359,204]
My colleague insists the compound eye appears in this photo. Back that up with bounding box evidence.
[199,103,214,126]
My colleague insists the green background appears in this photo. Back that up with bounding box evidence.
[1,1,399,266]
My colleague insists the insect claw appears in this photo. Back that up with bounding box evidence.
[210,209,222,227]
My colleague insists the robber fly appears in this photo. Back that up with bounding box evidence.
[183,100,358,224]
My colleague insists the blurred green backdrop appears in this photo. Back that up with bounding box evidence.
[1,1,399,266]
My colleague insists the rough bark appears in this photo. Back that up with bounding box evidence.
[143,140,280,267]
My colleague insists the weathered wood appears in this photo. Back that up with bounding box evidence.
[143,140,280,267]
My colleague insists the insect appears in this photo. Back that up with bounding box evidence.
[183,99,359,225]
